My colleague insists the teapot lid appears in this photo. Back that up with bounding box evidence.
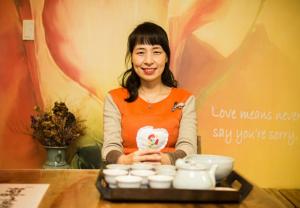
[175,159,209,170]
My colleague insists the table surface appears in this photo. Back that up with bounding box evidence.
[0,169,296,208]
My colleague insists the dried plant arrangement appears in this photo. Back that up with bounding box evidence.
[30,102,85,147]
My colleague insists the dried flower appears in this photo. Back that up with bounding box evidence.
[30,102,85,147]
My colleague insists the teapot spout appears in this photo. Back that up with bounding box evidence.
[209,164,218,188]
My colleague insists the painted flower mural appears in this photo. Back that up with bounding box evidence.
[0,0,299,188]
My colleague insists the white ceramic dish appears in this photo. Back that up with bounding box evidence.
[103,169,128,188]
[130,169,156,185]
[148,175,173,189]
[116,175,143,188]
[184,154,234,181]
[155,165,176,176]
[131,163,154,170]
[106,164,130,170]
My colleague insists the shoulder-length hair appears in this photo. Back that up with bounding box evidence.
[121,22,177,102]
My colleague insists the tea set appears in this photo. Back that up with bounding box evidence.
[103,154,234,190]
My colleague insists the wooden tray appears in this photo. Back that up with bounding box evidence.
[96,170,253,203]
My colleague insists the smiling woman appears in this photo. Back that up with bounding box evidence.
[132,44,167,82]
[102,22,198,165]
[134,43,171,107]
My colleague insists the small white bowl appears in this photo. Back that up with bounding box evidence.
[103,169,128,188]
[131,163,154,170]
[155,165,176,176]
[130,169,156,185]
[148,175,173,189]
[116,175,143,188]
[106,164,130,170]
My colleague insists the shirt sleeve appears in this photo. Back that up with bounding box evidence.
[175,95,198,155]
[101,94,123,162]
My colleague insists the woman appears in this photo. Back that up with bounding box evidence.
[102,22,197,165]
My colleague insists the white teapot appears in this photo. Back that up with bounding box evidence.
[173,159,217,190]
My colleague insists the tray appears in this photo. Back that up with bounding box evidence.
[96,170,253,203]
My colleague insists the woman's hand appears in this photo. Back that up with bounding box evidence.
[117,150,172,165]
[117,149,162,164]
[160,152,171,165]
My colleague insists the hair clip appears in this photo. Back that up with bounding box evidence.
[171,102,185,112]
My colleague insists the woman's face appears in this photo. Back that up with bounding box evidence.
[131,44,167,84]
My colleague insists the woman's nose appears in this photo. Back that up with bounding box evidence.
[144,53,154,65]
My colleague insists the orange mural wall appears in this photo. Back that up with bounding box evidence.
[0,0,299,188]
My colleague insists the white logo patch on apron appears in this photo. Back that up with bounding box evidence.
[136,126,168,150]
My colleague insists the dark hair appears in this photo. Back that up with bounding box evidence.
[121,22,177,102]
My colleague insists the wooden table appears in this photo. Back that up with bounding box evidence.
[0,169,295,208]
[264,188,300,208]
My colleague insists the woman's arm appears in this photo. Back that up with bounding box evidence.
[102,94,123,164]
[167,95,198,164]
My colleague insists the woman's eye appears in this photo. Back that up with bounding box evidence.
[153,51,162,55]
[136,51,144,55]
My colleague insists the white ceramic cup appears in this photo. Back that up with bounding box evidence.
[130,169,156,186]
[148,175,173,189]
[116,175,143,188]
[155,165,176,176]
[131,163,154,170]
[103,169,128,188]
[106,164,131,171]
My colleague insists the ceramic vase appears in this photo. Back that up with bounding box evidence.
[43,146,70,169]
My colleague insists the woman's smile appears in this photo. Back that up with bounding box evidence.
[142,67,156,75]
